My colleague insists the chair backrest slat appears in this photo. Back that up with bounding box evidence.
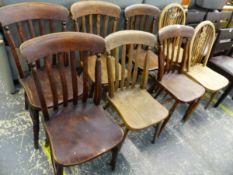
[20,32,105,119]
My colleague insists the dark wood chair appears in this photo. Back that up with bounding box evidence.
[185,21,229,109]
[186,11,206,28]
[208,28,233,107]
[155,25,205,136]
[20,32,124,175]
[71,1,122,85]
[0,2,72,149]
[105,30,168,144]
[124,4,161,71]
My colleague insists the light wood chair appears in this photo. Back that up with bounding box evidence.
[0,2,71,149]
[20,32,124,175]
[185,21,229,109]
[124,4,161,70]
[155,25,205,135]
[105,30,168,144]
[71,1,122,86]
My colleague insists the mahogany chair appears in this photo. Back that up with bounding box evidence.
[20,32,124,175]
[105,30,168,144]
[0,2,72,149]
[185,21,229,109]
[155,25,205,135]
[124,4,161,71]
[208,28,233,107]
[71,1,122,86]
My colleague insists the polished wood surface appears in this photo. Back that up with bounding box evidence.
[20,32,123,173]
[106,30,168,143]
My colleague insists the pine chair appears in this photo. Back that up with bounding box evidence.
[185,21,229,109]
[208,28,233,107]
[124,4,161,71]
[105,30,168,144]
[0,2,72,149]
[71,1,122,86]
[20,32,124,175]
[155,25,205,135]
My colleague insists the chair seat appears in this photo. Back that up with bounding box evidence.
[108,87,168,130]
[186,64,229,91]
[20,67,83,109]
[88,54,127,84]
[209,56,233,76]
[45,104,123,166]
[159,73,205,103]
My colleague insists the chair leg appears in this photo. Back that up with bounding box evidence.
[154,86,163,99]
[29,106,40,149]
[205,91,217,109]
[51,145,63,175]
[103,102,110,110]
[158,101,178,137]
[118,127,129,150]
[110,146,120,171]
[214,83,233,107]
[24,92,28,110]
[181,97,202,123]
[151,121,163,144]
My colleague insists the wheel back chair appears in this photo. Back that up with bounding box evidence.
[105,30,168,144]
[71,1,122,91]
[185,21,229,109]
[0,2,75,149]
[154,25,205,136]
[208,28,233,107]
[20,32,124,175]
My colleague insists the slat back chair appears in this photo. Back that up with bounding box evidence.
[20,32,123,174]
[155,25,205,134]
[159,3,186,30]
[0,2,69,149]
[158,25,194,81]
[186,21,229,109]
[105,30,168,144]
[0,2,69,78]
[71,1,121,37]
[208,28,233,107]
[124,4,161,71]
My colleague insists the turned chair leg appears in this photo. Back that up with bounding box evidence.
[29,105,40,149]
[205,91,217,109]
[151,121,163,144]
[24,92,29,110]
[181,97,202,123]
[158,101,178,137]
[214,83,233,107]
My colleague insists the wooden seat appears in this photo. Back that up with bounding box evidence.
[160,73,205,103]
[0,2,69,149]
[20,67,83,109]
[71,1,121,86]
[155,25,205,136]
[186,64,229,92]
[45,104,123,166]
[20,32,123,174]
[185,21,229,109]
[105,30,168,144]
[108,87,168,130]
[88,55,127,84]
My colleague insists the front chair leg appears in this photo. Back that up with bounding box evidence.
[51,146,63,175]
[24,92,29,110]
[151,121,163,144]
[29,106,40,149]
[205,91,217,109]
[110,146,120,171]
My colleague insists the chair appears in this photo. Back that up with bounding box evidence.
[19,32,124,175]
[158,3,186,30]
[155,25,205,135]
[71,1,121,86]
[185,21,229,109]
[208,28,233,107]
[0,2,72,149]
[105,30,168,144]
[124,4,161,70]
[186,11,206,28]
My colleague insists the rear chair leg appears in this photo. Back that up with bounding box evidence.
[151,121,163,144]
[205,91,217,109]
[24,92,29,110]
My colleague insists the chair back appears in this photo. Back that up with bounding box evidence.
[188,21,216,70]
[158,3,186,30]
[20,32,105,121]
[71,1,121,37]
[124,4,160,33]
[105,30,156,98]
[157,25,194,80]
[0,2,69,78]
